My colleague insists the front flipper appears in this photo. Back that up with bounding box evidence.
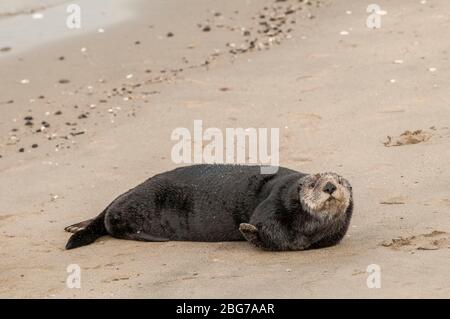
[239,223,264,248]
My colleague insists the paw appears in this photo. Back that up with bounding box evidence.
[239,223,263,248]
[239,223,258,234]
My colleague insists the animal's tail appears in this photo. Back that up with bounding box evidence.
[65,210,107,250]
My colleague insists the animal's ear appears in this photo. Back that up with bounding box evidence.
[298,176,307,188]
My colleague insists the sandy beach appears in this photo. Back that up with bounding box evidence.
[1,0,450,298]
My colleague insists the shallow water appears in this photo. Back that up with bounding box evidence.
[0,0,139,56]
[0,0,69,17]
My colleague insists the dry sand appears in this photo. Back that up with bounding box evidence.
[1,0,450,298]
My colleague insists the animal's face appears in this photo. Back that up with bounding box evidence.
[298,172,352,218]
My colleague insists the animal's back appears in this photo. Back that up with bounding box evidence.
[144,164,298,241]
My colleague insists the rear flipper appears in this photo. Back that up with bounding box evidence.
[65,211,107,250]
[64,219,94,233]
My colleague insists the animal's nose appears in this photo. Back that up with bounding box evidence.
[323,182,337,194]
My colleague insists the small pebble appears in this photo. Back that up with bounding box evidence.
[166,32,174,37]
[59,79,70,84]
[202,25,211,32]
[31,144,38,148]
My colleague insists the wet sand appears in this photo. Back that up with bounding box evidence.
[1,0,450,298]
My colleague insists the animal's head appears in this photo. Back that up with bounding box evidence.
[298,172,352,218]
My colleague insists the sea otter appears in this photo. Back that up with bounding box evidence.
[65,164,353,251]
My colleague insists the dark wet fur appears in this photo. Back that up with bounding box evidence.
[65,164,353,250]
